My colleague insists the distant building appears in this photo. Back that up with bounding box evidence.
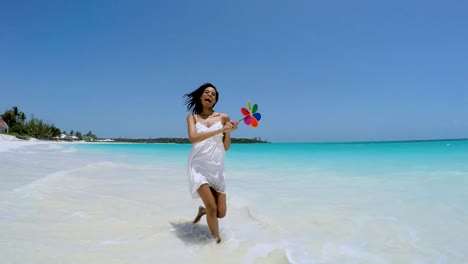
[98,139,115,142]
[0,119,9,133]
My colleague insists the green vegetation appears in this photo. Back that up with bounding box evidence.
[1,106,97,141]
[111,137,269,144]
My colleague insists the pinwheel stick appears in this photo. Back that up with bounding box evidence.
[238,116,247,122]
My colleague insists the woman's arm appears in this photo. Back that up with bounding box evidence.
[222,114,238,151]
[187,114,226,143]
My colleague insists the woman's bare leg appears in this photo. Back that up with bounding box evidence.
[197,184,221,242]
[192,206,206,223]
[211,187,226,218]
[193,187,226,222]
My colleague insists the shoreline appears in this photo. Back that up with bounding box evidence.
[2,134,467,148]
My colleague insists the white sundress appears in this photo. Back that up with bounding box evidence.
[187,119,226,199]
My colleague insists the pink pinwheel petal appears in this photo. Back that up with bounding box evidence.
[244,115,252,125]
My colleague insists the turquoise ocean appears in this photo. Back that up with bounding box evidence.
[1,140,467,263]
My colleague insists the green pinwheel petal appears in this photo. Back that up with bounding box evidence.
[252,104,258,113]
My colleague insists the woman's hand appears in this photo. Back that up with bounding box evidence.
[223,122,233,133]
[230,121,239,131]
[223,121,238,133]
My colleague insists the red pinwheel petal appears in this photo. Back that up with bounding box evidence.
[244,115,252,125]
[253,112,261,121]
[241,107,250,116]
[251,117,259,128]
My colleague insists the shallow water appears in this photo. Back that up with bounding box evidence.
[1,140,467,263]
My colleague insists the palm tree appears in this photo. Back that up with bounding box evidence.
[1,106,21,132]
[19,112,26,124]
[12,106,19,118]
[76,131,83,140]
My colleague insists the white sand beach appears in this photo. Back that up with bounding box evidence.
[0,134,91,153]
[0,134,47,152]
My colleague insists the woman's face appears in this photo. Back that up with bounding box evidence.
[200,87,217,108]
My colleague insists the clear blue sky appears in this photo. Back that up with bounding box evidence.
[1,0,467,142]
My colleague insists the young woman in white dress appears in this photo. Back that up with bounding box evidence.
[184,83,238,243]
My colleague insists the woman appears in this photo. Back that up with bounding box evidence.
[184,82,238,243]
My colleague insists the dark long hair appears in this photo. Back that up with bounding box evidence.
[183,83,219,114]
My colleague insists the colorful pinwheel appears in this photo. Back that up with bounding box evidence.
[240,101,262,128]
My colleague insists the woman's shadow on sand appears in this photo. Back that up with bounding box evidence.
[169,221,214,245]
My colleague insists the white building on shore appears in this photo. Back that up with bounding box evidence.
[0,119,9,133]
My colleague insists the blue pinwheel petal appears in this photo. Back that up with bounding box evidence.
[253,112,261,121]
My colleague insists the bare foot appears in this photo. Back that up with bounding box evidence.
[192,206,206,223]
